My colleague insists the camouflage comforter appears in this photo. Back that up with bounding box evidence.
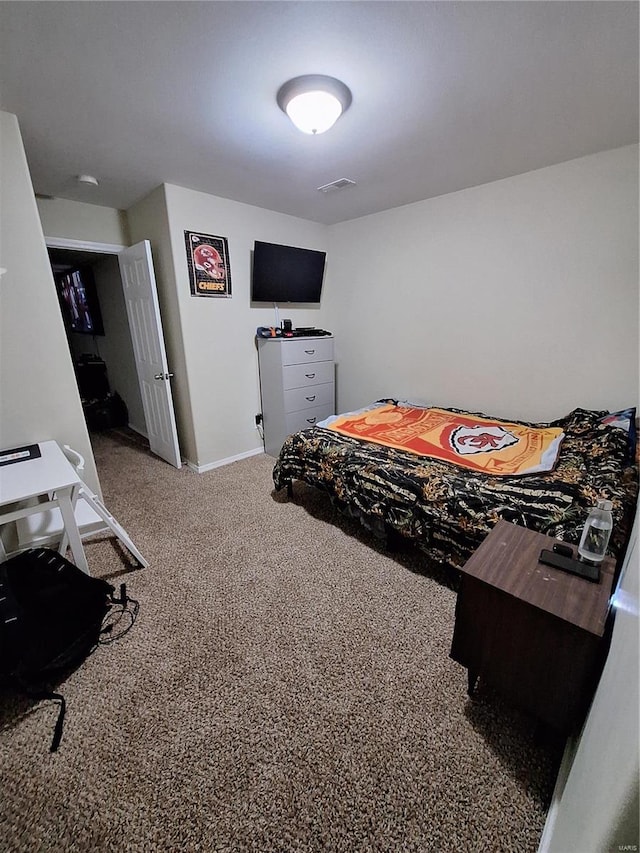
[272,405,638,570]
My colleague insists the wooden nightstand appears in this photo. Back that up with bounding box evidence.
[450,520,615,733]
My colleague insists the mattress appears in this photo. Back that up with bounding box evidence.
[272,402,638,571]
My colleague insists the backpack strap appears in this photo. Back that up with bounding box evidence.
[20,685,67,752]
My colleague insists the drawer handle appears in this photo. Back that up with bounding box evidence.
[304,349,315,355]
[305,395,316,401]
[306,417,317,424]
[305,373,316,379]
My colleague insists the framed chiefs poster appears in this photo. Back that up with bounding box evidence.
[185,231,232,297]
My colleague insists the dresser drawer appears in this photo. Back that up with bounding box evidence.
[285,404,334,434]
[284,382,334,414]
[281,337,334,366]
[282,360,334,391]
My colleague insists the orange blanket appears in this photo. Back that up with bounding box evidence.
[326,405,564,475]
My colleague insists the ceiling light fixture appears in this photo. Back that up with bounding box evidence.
[317,178,357,193]
[277,75,352,135]
[77,174,99,186]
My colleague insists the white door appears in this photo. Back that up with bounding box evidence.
[118,241,181,469]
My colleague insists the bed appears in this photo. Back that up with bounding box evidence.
[272,401,639,573]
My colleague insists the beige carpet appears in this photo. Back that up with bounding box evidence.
[0,431,562,852]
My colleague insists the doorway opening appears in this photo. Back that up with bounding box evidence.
[48,245,148,446]
[46,237,182,469]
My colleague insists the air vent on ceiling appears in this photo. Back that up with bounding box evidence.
[317,178,356,193]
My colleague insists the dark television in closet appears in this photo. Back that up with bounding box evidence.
[54,265,104,335]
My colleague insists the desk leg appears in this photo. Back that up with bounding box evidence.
[56,488,90,575]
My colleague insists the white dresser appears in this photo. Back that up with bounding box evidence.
[257,336,335,457]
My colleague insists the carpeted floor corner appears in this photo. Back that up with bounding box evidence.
[0,431,563,852]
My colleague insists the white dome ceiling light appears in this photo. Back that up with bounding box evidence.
[277,75,352,135]
[76,174,99,186]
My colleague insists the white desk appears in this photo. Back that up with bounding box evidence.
[0,440,90,574]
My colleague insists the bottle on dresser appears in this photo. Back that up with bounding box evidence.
[578,499,613,565]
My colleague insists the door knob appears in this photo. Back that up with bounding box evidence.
[154,372,174,381]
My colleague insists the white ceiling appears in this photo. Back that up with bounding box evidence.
[0,1,637,225]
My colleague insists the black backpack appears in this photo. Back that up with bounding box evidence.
[0,547,137,751]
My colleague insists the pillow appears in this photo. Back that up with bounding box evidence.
[600,407,637,464]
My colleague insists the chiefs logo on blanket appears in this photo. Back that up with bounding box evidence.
[449,424,519,456]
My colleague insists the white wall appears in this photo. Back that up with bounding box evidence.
[0,111,100,495]
[126,185,195,462]
[37,196,129,246]
[540,510,639,852]
[139,183,328,468]
[324,145,639,421]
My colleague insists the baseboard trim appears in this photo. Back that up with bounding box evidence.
[186,447,264,474]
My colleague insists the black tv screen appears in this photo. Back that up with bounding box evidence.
[55,266,104,335]
[251,241,326,303]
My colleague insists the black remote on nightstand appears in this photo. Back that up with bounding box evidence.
[538,549,600,582]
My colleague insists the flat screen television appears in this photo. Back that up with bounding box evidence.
[251,241,326,303]
[55,266,104,335]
